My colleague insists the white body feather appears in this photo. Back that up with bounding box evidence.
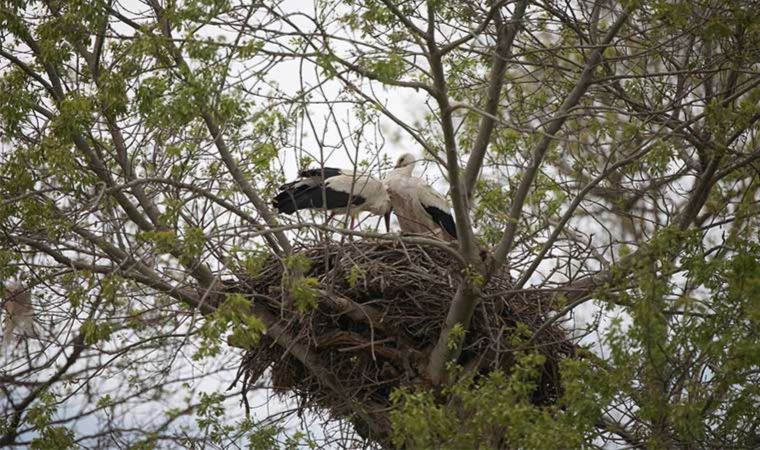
[324,174,391,218]
[385,154,456,240]
[273,168,392,231]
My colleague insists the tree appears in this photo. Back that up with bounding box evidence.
[1,0,760,448]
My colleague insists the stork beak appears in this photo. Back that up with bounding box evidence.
[384,210,392,233]
[397,158,426,168]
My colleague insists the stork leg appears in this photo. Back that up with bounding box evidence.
[319,212,335,242]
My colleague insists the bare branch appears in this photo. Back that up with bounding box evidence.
[463,0,529,199]
[492,8,633,268]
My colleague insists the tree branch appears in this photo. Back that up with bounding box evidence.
[463,0,529,199]
[561,149,723,303]
[491,8,633,269]
[149,0,291,256]
[0,334,87,447]
[425,7,634,385]
[377,0,429,38]
[250,305,389,439]
[422,0,489,385]
[439,0,513,55]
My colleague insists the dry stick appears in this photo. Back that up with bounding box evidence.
[425,7,634,385]
[311,224,467,264]
[251,305,389,439]
[316,290,421,352]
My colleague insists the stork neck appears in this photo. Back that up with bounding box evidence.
[391,164,415,178]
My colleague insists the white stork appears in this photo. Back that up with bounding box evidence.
[385,153,457,240]
[273,166,392,231]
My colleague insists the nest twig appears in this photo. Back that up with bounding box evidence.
[235,240,577,438]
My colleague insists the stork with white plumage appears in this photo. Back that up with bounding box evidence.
[272,166,392,231]
[385,153,458,241]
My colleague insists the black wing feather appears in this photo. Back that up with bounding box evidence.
[273,183,366,215]
[278,167,344,191]
[298,167,343,179]
[423,205,457,239]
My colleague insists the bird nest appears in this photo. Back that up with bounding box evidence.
[234,240,577,436]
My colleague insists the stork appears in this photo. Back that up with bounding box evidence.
[273,166,392,231]
[385,153,457,240]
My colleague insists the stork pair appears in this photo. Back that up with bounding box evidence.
[272,153,457,240]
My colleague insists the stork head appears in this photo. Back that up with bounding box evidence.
[394,153,416,169]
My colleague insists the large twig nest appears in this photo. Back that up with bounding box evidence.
[235,240,576,434]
